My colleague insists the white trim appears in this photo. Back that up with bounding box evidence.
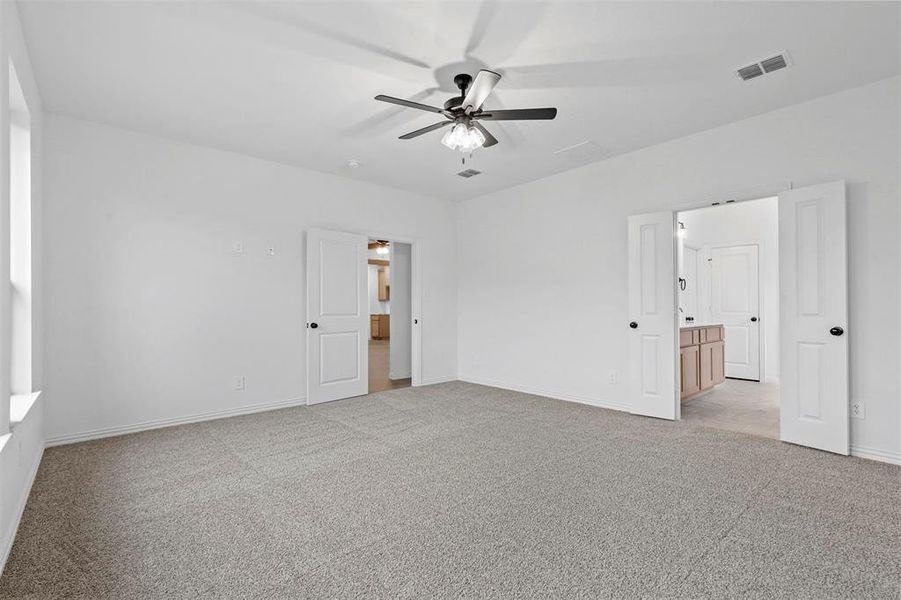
[764,376,781,385]
[850,445,901,466]
[0,445,43,575]
[389,371,412,381]
[416,375,457,386]
[45,397,306,447]
[459,376,630,412]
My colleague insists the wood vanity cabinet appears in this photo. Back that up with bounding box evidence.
[371,314,390,340]
[680,324,725,400]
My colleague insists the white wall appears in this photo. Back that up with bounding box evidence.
[457,77,900,462]
[42,114,457,443]
[0,0,45,575]
[680,197,780,382]
[389,241,412,380]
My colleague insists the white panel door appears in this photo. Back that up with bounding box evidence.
[779,181,848,455]
[307,229,369,405]
[628,212,677,420]
[710,244,760,381]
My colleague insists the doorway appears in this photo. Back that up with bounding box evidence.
[676,197,779,439]
[627,181,850,455]
[306,229,421,406]
[367,239,412,393]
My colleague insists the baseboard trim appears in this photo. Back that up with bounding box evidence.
[0,446,44,576]
[389,372,412,381]
[458,376,630,413]
[45,397,307,447]
[415,375,457,386]
[850,445,901,465]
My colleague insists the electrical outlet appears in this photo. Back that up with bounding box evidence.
[233,241,244,255]
[851,399,865,419]
[233,376,245,391]
[608,371,618,385]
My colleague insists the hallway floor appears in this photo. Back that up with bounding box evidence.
[681,378,780,440]
[369,339,411,393]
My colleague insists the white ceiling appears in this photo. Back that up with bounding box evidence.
[19,1,900,201]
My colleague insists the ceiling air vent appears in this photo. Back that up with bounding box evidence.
[737,52,791,81]
[760,54,787,73]
[457,168,481,178]
[737,63,764,81]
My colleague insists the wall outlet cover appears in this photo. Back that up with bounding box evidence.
[233,376,245,391]
[851,399,865,419]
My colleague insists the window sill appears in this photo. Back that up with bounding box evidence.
[11,391,41,428]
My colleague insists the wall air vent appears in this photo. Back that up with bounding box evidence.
[737,52,791,81]
[457,168,481,178]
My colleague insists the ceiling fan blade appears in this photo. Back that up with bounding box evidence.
[375,95,449,115]
[477,107,557,121]
[399,121,452,140]
[471,121,498,148]
[462,69,501,113]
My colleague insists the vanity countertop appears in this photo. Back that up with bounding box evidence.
[680,322,723,330]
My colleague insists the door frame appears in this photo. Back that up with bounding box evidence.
[662,192,782,420]
[367,233,422,388]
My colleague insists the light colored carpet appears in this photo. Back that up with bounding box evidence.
[1,382,898,599]
[681,378,780,439]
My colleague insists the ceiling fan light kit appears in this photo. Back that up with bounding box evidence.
[374,69,557,154]
[441,121,485,152]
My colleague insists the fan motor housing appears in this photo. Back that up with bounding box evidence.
[443,97,464,112]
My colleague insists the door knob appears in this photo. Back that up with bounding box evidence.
[309,322,319,329]
[629,321,638,329]
[750,317,758,322]
[829,326,844,336]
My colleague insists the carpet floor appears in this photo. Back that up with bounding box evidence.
[1,382,898,599]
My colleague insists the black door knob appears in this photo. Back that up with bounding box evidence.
[750,317,758,322]
[629,321,638,329]
[309,322,319,329]
[829,326,844,336]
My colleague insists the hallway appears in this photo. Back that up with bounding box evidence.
[369,339,411,393]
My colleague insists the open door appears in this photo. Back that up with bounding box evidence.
[628,212,677,420]
[306,229,369,405]
[779,181,849,454]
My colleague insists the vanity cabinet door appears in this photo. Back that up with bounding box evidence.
[699,343,714,390]
[700,340,726,390]
[710,341,725,385]
[680,345,700,397]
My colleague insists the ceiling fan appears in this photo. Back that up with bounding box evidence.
[375,69,557,152]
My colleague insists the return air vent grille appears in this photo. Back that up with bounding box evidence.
[737,52,790,81]
[737,64,763,81]
[457,168,481,178]
[761,54,787,73]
